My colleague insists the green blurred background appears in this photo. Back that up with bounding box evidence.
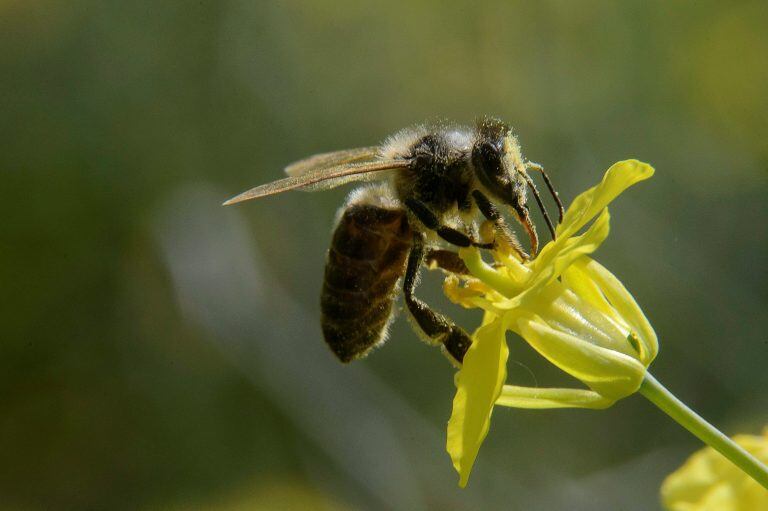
[2,1,767,509]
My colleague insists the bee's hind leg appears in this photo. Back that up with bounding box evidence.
[424,248,469,275]
[403,232,472,365]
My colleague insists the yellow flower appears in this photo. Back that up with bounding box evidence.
[445,160,657,487]
[661,428,768,511]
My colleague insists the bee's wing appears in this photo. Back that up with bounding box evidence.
[222,159,409,206]
[284,146,380,177]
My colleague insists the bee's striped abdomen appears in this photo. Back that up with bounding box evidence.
[321,204,411,362]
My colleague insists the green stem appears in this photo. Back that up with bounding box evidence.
[639,372,768,489]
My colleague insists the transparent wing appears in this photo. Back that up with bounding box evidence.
[222,160,408,206]
[284,146,380,177]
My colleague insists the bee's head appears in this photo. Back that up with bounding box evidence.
[471,118,527,208]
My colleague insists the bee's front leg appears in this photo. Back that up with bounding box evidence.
[404,198,494,250]
[471,190,529,260]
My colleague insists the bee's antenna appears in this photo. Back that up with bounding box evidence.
[523,173,557,241]
[527,163,564,224]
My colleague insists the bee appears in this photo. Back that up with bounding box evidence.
[223,118,563,365]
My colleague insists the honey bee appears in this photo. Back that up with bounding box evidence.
[223,118,563,365]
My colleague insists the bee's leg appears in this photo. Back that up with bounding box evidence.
[471,190,529,260]
[424,249,469,275]
[404,198,493,249]
[521,172,557,241]
[403,233,472,364]
[526,162,565,223]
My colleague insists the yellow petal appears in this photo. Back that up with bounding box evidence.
[443,274,482,308]
[488,209,612,311]
[446,314,509,487]
[574,257,659,364]
[528,283,634,356]
[515,313,646,400]
[459,247,522,298]
[531,207,611,289]
[561,258,617,320]
[557,159,655,240]
[661,429,768,511]
[496,385,614,409]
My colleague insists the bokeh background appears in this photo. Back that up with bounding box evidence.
[2,1,767,510]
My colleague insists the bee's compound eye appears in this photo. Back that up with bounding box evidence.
[473,138,514,202]
[473,141,503,175]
